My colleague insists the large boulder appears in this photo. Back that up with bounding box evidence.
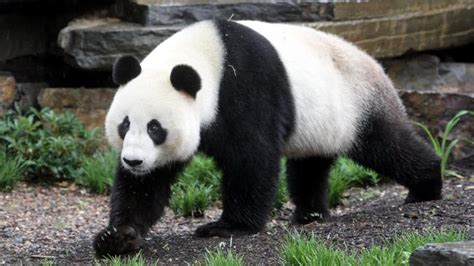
[37,88,115,128]
[410,241,474,266]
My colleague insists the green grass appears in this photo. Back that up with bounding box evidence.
[0,150,28,191]
[280,229,467,266]
[415,110,473,178]
[96,252,155,266]
[170,154,221,217]
[274,159,289,211]
[75,149,118,194]
[328,157,380,207]
[205,248,244,266]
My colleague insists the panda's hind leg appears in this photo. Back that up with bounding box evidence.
[287,156,335,224]
[348,115,442,203]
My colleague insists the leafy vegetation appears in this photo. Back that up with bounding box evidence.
[280,229,466,266]
[0,108,102,183]
[415,110,473,178]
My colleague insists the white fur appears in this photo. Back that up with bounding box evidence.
[105,20,224,174]
[237,21,392,157]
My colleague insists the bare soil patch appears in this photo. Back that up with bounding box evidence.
[1,177,472,265]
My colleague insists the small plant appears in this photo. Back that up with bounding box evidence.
[415,110,473,178]
[0,107,102,181]
[328,157,380,206]
[96,252,155,266]
[171,181,212,217]
[280,231,354,266]
[205,248,244,266]
[170,154,221,217]
[76,149,118,194]
[280,229,466,266]
[0,150,28,191]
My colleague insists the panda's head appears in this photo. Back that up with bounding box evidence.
[105,56,202,175]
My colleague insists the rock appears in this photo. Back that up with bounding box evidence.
[121,1,333,26]
[410,241,474,266]
[385,55,474,94]
[58,1,474,70]
[58,18,182,70]
[0,72,16,114]
[37,88,115,128]
[306,3,474,58]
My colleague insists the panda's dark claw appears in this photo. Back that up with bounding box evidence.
[93,225,142,256]
[195,220,259,238]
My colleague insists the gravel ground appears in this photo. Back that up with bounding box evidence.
[1,176,473,265]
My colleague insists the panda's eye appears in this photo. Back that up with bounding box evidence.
[147,119,167,145]
[118,116,130,139]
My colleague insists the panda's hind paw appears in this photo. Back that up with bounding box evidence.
[195,220,259,238]
[292,208,330,225]
[93,225,142,257]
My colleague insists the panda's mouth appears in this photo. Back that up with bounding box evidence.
[126,167,152,176]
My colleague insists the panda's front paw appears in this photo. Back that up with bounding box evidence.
[93,225,143,256]
[195,220,260,238]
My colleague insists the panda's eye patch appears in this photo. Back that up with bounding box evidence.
[118,116,130,139]
[147,119,167,146]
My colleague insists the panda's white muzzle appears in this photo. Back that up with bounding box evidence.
[121,129,159,175]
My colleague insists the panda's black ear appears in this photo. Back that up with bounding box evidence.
[113,55,141,85]
[170,65,201,98]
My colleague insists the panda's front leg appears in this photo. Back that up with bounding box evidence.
[195,151,281,237]
[93,160,185,256]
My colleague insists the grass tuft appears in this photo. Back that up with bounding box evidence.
[96,252,155,266]
[415,110,473,178]
[0,150,28,191]
[205,248,244,266]
[170,154,221,217]
[76,149,118,194]
[280,229,467,266]
[280,231,354,266]
[328,157,380,207]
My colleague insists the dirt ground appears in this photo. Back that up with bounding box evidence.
[1,175,473,265]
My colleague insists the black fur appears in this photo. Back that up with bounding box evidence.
[347,108,442,203]
[196,20,295,237]
[117,116,130,140]
[147,119,167,146]
[93,160,186,256]
[170,65,201,98]
[113,56,141,85]
[287,157,334,224]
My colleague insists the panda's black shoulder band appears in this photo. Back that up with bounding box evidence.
[113,56,142,85]
[170,65,201,98]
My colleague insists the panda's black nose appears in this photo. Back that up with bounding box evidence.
[123,158,143,167]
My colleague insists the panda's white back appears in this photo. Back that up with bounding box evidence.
[237,20,396,157]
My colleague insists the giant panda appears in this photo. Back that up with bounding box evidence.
[93,19,442,255]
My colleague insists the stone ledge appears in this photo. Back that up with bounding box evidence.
[59,3,474,70]
[306,4,474,58]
